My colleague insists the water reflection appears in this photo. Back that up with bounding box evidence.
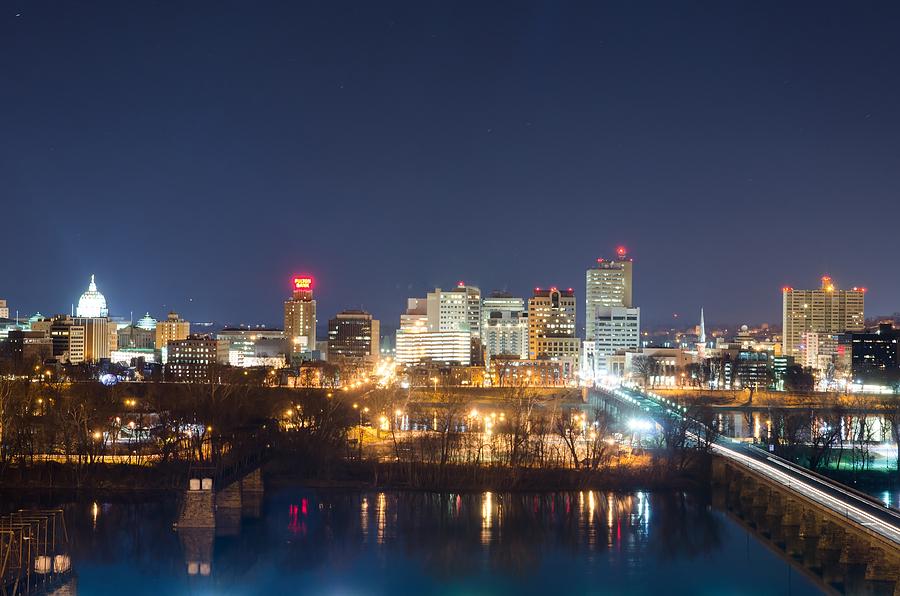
[6,489,823,595]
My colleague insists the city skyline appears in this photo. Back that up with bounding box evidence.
[4,2,900,330]
[0,267,885,335]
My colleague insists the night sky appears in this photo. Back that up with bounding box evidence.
[3,2,900,331]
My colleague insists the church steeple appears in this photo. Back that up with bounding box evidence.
[699,307,706,344]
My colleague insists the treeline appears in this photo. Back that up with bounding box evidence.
[0,376,352,487]
[274,384,717,490]
[0,376,720,491]
[761,393,900,478]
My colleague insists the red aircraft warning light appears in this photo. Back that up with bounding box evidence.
[616,246,627,257]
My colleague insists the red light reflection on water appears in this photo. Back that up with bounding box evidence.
[288,499,309,535]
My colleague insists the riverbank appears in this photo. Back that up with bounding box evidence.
[0,454,710,495]
[265,454,710,492]
[0,460,187,493]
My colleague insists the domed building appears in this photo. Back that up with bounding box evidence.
[136,312,157,331]
[76,275,108,318]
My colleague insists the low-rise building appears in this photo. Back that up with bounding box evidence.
[217,327,288,367]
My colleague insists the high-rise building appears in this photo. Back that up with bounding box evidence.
[425,283,481,336]
[74,317,110,362]
[481,292,528,361]
[396,295,471,365]
[156,311,190,350]
[424,284,482,363]
[850,323,900,383]
[165,335,229,382]
[76,275,108,318]
[46,315,74,360]
[584,248,640,378]
[0,299,8,319]
[327,310,380,361]
[585,247,633,327]
[68,324,86,364]
[800,331,839,375]
[589,306,641,375]
[527,288,579,378]
[284,275,317,358]
[782,276,865,358]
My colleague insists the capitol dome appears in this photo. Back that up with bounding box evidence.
[76,275,108,318]
[136,312,157,331]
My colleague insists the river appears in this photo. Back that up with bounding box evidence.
[3,488,826,595]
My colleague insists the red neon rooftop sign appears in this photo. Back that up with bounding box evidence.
[293,276,313,290]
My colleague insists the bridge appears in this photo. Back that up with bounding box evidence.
[175,427,273,578]
[0,509,71,596]
[594,385,900,593]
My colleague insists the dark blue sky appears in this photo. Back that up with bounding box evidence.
[3,1,899,330]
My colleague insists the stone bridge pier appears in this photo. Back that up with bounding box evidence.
[176,468,266,575]
[713,457,900,595]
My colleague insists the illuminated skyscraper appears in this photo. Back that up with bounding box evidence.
[584,248,640,378]
[425,283,482,363]
[527,287,579,378]
[156,311,191,350]
[284,275,317,358]
[782,276,865,358]
[481,292,528,361]
[585,247,633,325]
[73,317,110,362]
[395,295,471,365]
[328,310,380,361]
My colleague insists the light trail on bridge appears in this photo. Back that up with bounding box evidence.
[712,439,900,545]
[601,385,900,547]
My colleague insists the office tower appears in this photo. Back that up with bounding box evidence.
[74,317,110,362]
[165,335,228,382]
[782,276,865,357]
[850,323,900,383]
[527,287,579,378]
[481,292,528,361]
[327,310,380,361]
[396,295,470,365]
[590,306,641,375]
[45,315,73,360]
[424,283,482,336]
[585,247,633,330]
[425,283,482,363]
[0,299,8,319]
[76,275,108,318]
[801,331,839,376]
[156,311,191,350]
[584,248,640,378]
[284,275,317,357]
